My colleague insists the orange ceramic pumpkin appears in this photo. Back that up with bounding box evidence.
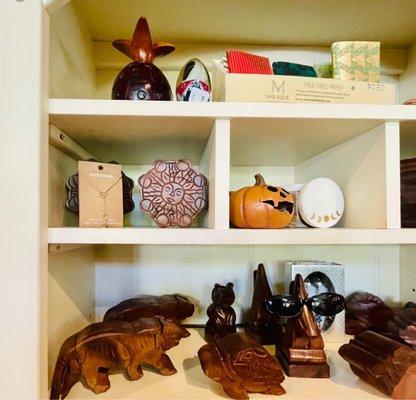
[230,174,294,228]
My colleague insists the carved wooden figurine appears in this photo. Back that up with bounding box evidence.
[50,316,189,400]
[198,332,286,399]
[339,330,416,399]
[387,302,416,348]
[401,157,416,228]
[274,274,330,377]
[103,294,195,323]
[345,291,394,335]
[205,283,236,341]
[245,263,281,344]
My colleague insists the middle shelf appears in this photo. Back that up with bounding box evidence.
[49,99,415,233]
[48,227,416,245]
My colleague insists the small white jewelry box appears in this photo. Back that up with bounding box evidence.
[285,261,345,343]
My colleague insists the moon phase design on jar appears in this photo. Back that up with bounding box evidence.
[298,177,344,228]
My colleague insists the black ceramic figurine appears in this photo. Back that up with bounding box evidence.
[205,283,236,341]
[112,17,174,100]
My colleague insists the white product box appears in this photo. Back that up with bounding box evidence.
[285,261,345,343]
[212,60,396,104]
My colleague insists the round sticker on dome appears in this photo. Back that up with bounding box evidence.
[298,178,344,228]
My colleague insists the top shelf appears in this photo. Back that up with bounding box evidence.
[75,0,416,48]
[50,99,416,120]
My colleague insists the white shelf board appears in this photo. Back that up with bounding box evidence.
[50,99,416,120]
[50,100,416,165]
[63,328,383,400]
[48,227,416,245]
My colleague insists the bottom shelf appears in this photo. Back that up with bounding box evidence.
[63,328,384,399]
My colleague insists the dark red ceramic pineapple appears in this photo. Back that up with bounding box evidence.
[112,17,174,100]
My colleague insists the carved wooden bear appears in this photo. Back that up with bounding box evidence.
[205,282,236,340]
[50,316,189,399]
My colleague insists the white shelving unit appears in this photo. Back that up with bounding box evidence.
[2,1,416,399]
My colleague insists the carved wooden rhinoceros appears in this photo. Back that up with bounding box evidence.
[198,332,286,399]
[50,316,189,399]
[103,294,194,323]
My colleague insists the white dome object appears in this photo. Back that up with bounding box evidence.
[176,58,211,102]
[298,178,344,228]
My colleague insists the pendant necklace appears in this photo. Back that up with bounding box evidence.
[81,174,122,227]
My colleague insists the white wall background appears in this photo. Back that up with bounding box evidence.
[94,244,400,324]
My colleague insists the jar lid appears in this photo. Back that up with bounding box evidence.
[298,178,344,228]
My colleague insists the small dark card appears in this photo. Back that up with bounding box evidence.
[273,62,317,77]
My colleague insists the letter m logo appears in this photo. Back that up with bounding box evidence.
[272,80,285,93]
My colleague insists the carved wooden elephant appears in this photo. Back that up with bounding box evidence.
[50,316,189,399]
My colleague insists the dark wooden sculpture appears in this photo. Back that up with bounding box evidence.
[50,316,189,400]
[103,294,195,323]
[345,291,394,335]
[65,161,135,216]
[198,332,286,399]
[401,158,416,228]
[112,17,174,100]
[205,283,236,341]
[245,263,281,344]
[339,330,416,399]
[387,302,416,348]
[277,274,329,378]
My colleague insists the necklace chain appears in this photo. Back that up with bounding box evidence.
[80,174,122,227]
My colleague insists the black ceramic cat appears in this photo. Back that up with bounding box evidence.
[205,282,236,341]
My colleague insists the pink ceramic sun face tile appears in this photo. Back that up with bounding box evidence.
[138,159,208,228]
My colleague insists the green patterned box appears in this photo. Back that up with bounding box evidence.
[331,41,380,82]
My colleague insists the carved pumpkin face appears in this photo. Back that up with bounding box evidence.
[230,174,294,229]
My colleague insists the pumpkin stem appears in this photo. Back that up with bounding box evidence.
[254,174,266,186]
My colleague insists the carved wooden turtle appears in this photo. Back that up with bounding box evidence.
[198,332,285,399]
